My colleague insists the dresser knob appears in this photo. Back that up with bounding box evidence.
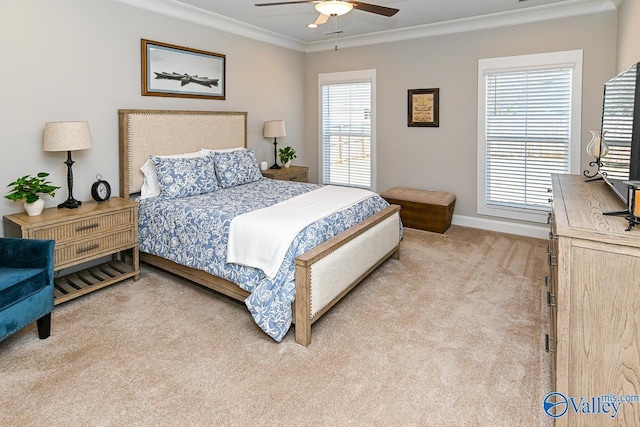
[545,334,555,353]
[547,291,556,307]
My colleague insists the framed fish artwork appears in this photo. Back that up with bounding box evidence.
[141,39,226,100]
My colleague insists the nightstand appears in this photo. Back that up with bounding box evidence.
[3,197,139,304]
[262,165,309,183]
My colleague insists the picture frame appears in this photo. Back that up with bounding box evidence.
[141,39,225,100]
[408,88,439,127]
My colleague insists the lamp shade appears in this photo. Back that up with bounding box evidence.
[43,121,93,152]
[264,120,286,138]
[315,1,353,16]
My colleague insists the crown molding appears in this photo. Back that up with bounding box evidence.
[114,0,617,54]
[113,0,307,51]
[307,0,618,52]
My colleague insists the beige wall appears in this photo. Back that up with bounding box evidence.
[617,0,640,71]
[305,12,618,227]
[0,1,623,235]
[0,0,305,234]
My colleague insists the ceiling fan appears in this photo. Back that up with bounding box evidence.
[255,1,400,28]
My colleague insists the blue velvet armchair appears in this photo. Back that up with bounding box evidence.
[0,238,55,342]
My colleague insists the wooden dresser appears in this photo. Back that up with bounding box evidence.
[4,197,139,304]
[261,165,308,182]
[547,174,640,426]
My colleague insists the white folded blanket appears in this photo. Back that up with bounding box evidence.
[227,185,375,278]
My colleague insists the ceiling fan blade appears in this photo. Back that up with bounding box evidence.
[255,1,318,6]
[349,1,399,17]
[313,13,330,25]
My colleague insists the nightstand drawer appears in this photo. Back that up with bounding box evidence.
[278,169,308,182]
[30,210,135,243]
[261,165,309,183]
[54,227,137,269]
[262,166,309,182]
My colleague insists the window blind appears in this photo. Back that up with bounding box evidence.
[321,81,372,189]
[484,67,572,211]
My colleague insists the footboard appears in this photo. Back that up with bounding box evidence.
[293,205,401,346]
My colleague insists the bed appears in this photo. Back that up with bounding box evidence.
[118,109,401,346]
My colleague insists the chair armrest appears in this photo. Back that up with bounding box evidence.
[0,238,55,270]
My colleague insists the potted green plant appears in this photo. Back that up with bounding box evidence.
[278,146,297,168]
[5,172,60,216]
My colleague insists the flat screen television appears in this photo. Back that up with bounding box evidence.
[598,62,640,204]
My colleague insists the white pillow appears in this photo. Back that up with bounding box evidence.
[199,147,245,156]
[140,151,203,200]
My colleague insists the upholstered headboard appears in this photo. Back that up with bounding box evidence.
[118,109,248,198]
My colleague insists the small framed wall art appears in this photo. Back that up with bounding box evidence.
[408,88,439,127]
[141,39,226,100]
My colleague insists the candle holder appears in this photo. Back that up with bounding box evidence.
[584,130,609,180]
[623,180,640,231]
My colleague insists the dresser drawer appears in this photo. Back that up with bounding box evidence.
[54,227,137,269]
[30,209,135,243]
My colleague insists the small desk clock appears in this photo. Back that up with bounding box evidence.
[91,174,111,202]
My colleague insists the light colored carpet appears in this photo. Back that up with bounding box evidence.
[0,226,553,426]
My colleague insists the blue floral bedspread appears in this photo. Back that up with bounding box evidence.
[138,178,395,342]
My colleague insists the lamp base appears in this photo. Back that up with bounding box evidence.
[59,150,81,209]
[58,198,82,209]
[271,138,280,169]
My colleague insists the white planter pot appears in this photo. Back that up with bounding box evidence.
[24,198,45,216]
[284,161,291,168]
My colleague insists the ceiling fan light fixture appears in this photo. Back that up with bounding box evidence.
[315,1,353,17]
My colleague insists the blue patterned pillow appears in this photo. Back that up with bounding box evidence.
[151,155,219,199]
[213,149,263,188]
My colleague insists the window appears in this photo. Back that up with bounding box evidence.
[477,50,582,223]
[319,70,376,190]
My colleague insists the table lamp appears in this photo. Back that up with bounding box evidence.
[43,121,93,209]
[264,120,286,169]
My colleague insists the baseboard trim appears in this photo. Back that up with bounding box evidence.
[451,214,549,239]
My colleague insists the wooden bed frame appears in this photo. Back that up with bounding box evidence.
[118,109,401,346]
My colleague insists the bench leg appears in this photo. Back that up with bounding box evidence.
[36,313,51,339]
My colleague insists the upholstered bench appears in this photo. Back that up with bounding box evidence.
[380,187,456,233]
